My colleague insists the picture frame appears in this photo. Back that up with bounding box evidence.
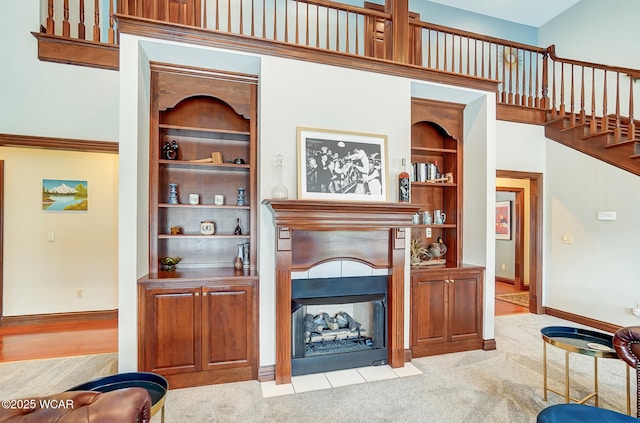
[495,200,511,240]
[297,127,388,201]
[42,179,88,211]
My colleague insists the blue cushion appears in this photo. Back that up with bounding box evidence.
[537,404,637,422]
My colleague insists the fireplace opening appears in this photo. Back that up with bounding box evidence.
[291,275,388,376]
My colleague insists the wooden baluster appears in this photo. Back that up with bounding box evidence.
[305,3,310,46]
[250,0,254,36]
[108,0,114,44]
[315,5,320,48]
[261,0,265,38]
[239,0,243,34]
[547,55,555,114]
[579,66,586,123]
[78,0,86,39]
[601,70,609,131]
[325,7,329,49]
[215,0,220,30]
[514,48,520,105]
[590,68,597,133]
[63,0,70,37]
[92,0,100,41]
[227,0,231,32]
[508,48,514,105]
[273,0,277,40]
[284,0,288,42]
[335,10,340,52]
[203,0,207,28]
[47,0,55,34]
[527,50,533,107]
[500,47,506,103]
[559,63,565,117]
[427,30,431,69]
[628,77,635,140]
[569,64,576,125]
[535,52,541,109]
[294,0,298,44]
[614,72,621,143]
[345,11,350,53]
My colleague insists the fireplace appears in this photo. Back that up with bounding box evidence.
[263,199,420,384]
[291,275,387,375]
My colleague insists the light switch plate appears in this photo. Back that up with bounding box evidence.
[597,211,616,221]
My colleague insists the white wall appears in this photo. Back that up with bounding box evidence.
[0,2,119,142]
[0,147,119,315]
[540,0,640,69]
[545,141,640,325]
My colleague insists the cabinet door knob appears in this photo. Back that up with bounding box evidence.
[194,292,200,297]
[203,292,208,296]
[449,279,455,284]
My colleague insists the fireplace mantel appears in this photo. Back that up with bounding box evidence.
[263,200,420,384]
[262,199,420,229]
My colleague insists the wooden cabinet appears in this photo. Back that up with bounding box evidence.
[409,98,485,357]
[138,274,258,389]
[138,64,259,388]
[410,267,483,357]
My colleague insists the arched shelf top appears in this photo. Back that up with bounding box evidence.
[159,95,250,132]
[412,120,458,143]
[160,94,251,120]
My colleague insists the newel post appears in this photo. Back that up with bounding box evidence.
[385,0,410,64]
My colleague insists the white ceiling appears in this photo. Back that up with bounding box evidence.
[426,0,582,27]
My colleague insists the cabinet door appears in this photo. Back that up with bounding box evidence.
[411,275,448,346]
[201,283,255,370]
[142,287,202,375]
[448,273,483,342]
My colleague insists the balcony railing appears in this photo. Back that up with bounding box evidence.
[40,0,640,140]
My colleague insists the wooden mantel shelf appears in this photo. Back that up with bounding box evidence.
[262,199,420,229]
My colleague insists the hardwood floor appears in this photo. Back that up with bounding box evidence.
[495,280,529,316]
[0,319,118,363]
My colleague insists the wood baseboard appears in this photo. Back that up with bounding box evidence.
[483,338,497,351]
[544,308,621,334]
[0,310,117,327]
[258,365,275,382]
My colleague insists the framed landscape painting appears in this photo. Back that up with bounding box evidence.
[42,179,88,211]
[495,200,511,240]
[297,127,388,202]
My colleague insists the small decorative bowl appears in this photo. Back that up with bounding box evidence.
[160,257,182,271]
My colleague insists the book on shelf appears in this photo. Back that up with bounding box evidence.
[412,162,440,182]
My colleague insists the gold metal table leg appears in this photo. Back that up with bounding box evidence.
[594,356,599,407]
[564,351,570,403]
[626,365,631,416]
[543,341,548,401]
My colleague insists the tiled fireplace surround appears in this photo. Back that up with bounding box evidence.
[263,200,420,384]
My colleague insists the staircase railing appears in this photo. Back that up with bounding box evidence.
[40,0,640,142]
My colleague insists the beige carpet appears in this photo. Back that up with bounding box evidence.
[496,292,529,308]
[0,315,634,423]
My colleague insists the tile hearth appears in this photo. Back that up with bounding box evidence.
[260,363,423,397]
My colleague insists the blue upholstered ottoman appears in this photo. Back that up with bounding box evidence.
[537,404,637,422]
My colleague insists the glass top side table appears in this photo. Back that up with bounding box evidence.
[541,326,630,415]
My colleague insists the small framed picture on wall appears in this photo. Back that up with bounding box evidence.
[495,200,511,240]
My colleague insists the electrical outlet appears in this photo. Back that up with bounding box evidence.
[501,264,506,270]
[76,288,83,298]
[47,232,54,242]
[425,228,432,238]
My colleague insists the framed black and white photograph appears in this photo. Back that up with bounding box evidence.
[297,127,388,201]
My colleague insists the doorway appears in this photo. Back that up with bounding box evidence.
[495,170,543,315]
